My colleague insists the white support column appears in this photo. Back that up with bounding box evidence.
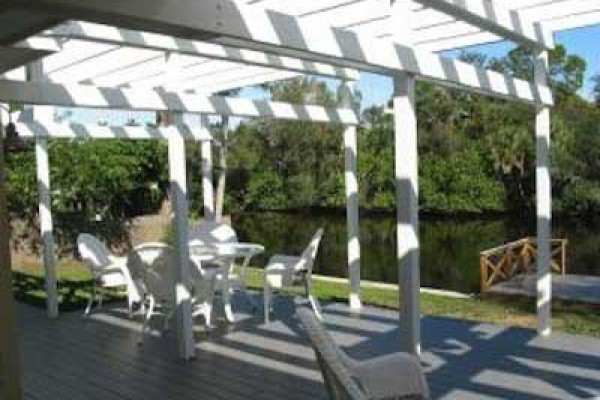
[36,136,58,318]
[391,0,420,355]
[27,61,59,318]
[0,110,23,400]
[393,72,421,355]
[201,115,215,221]
[340,81,362,311]
[535,50,552,336]
[168,134,196,360]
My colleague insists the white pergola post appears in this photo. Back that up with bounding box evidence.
[168,133,196,360]
[35,134,58,318]
[393,72,421,355]
[201,115,215,221]
[340,81,362,311]
[27,61,59,319]
[391,0,420,355]
[535,50,552,336]
[0,109,23,400]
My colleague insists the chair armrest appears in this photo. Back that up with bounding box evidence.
[350,353,430,400]
[267,255,305,270]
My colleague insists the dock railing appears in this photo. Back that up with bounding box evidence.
[480,237,567,293]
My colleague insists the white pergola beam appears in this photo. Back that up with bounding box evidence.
[9,0,553,105]
[0,80,360,125]
[535,50,552,336]
[15,121,212,141]
[413,0,553,50]
[40,22,359,81]
[0,45,53,74]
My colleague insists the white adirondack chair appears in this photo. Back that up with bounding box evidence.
[264,228,324,323]
[77,233,141,317]
[297,308,430,400]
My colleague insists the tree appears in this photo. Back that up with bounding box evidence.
[488,44,586,103]
[592,74,600,107]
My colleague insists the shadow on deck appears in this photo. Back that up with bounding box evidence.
[14,293,600,400]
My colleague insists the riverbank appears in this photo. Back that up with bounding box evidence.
[11,261,600,338]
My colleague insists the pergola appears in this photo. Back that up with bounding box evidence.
[1,0,599,398]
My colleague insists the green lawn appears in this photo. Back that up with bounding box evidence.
[11,261,600,338]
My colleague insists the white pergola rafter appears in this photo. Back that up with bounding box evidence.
[6,0,553,105]
[37,22,360,81]
[14,120,213,141]
[0,80,360,125]
[413,0,554,50]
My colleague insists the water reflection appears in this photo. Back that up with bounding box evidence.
[232,212,599,294]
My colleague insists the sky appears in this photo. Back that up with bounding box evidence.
[356,24,600,110]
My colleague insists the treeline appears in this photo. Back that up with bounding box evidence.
[226,45,600,217]
[5,45,600,234]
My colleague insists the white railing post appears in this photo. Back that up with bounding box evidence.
[391,0,421,356]
[340,81,362,311]
[201,115,215,221]
[27,61,59,318]
[168,133,196,360]
[0,108,23,400]
[535,50,552,336]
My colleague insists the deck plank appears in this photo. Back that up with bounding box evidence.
[13,294,600,399]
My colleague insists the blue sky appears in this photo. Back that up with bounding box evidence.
[357,24,600,110]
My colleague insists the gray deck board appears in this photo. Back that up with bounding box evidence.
[12,293,600,399]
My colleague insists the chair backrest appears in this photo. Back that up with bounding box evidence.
[128,243,203,304]
[297,308,368,400]
[298,228,324,274]
[128,243,175,304]
[188,221,238,246]
[77,233,112,273]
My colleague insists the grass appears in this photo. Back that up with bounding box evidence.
[11,261,600,338]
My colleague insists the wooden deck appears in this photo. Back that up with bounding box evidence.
[8,293,600,399]
[489,274,600,304]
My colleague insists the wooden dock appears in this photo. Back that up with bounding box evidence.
[488,273,600,304]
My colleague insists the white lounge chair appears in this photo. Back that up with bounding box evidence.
[297,308,430,400]
[77,233,141,317]
[264,228,324,323]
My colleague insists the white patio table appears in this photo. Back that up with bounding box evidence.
[190,242,264,323]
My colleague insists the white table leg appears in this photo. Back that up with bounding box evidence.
[222,262,235,323]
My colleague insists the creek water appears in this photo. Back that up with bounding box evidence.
[232,211,600,294]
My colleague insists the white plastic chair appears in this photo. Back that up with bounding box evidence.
[77,233,141,317]
[189,221,259,313]
[297,308,430,400]
[127,243,213,343]
[264,228,324,323]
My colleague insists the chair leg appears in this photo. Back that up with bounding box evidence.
[263,278,272,324]
[85,283,96,316]
[139,297,155,346]
[127,294,134,319]
[305,277,323,320]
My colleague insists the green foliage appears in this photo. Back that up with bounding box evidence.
[420,145,506,213]
[6,139,168,250]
